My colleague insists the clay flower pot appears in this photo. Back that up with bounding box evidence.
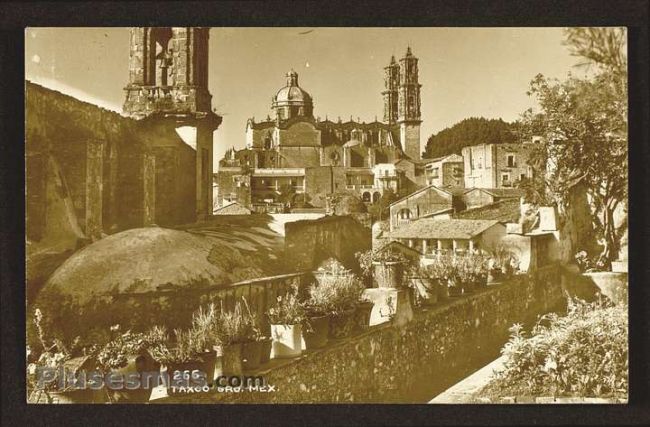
[372,261,405,288]
[241,340,263,371]
[302,314,330,350]
[163,354,214,392]
[258,338,273,364]
[216,343,243,377]
[270,324,303,358]
[329,308,357,339]
[354,301,374,330]
[108,352,159,403]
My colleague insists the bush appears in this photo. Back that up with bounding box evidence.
[479,298,628,399]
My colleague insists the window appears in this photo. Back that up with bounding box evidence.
[501,173,511,186]
[431,167,439,178]
[520,173,526,181]
[506,154,516,167]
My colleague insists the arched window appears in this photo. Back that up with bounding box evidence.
[362,192,371,203]
[398,208,411,220]
[372,192,381,203]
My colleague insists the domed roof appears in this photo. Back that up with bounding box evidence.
[40,221,288,304]
[273,70,312,105]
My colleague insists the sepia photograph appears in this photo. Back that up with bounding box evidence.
[23,26,629,405]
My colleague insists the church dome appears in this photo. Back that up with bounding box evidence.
[272,70,314,120]
[32,220,291,345]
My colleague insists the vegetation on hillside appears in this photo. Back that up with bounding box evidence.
[422,117,518,159]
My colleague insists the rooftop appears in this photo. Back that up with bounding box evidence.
[454,198,520,222]
[388,219,501,240]
[465,188,524,198]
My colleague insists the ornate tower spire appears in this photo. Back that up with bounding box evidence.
[382,55,400,125]
[397,46,422,160]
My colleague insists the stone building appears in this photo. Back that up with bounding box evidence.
[386,218,507,256]
[462,187,524,209]
[462,142,536,188]
[26,26,221,294]
[422,153,464,188]
[388,186,467,231]
[216,48,425,211]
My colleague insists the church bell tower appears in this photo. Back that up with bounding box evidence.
[382,55,400,125]
[123,27,221,220]
[397,47,422,160]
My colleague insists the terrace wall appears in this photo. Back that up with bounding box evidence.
[162,264,567,403]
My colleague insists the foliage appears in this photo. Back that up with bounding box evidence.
[423,117,518,159]
[96,327,153,371]
[327,191,367,215]
[267,288,305,325]
[356,247,409,281]
[481,298,628,399]
[520,27,627,268]
[214,300,261,345]
[422,252,490,287]
[314,258,351,277]
[367,188,410,221]
[574,250,606,273]
[488,244,519,274]
[148,328,203,365]
[307,259,367,316]
[27,309,91,393]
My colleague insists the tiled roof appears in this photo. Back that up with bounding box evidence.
[467,188,524,198]
[444,187,471,197]
[388,218,501,239]
[389,185,453,207]
[454,198,520,222]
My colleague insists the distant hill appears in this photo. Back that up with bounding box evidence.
[423,117,518,159]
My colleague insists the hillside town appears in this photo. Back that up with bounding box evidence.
[25,27,628,404]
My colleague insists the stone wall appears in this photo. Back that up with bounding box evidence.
[162,264,566,403]
[25,82,200,294]
[284,215,372,271]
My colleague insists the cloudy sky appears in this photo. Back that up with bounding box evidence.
[25,27,586,170]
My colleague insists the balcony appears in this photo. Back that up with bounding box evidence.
[346,184,374,190]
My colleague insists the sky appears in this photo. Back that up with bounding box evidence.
[25,27,586,170]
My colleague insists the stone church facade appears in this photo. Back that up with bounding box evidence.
[216,48,426,211]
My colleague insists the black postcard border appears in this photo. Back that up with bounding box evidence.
[1,1,649,426]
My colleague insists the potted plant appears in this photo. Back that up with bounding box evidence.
[313,258,352,286]
[301,281,333,349]
[407,266,439,307]
[96,327,160,403]
[267,289,305,358]
[239,298,264,371]
[489,246,517,281]
[27,309,101,404]
[328,275,366,339]
[422,257,452,301]
[357,248,408,288]
[149,327,214,393]
[213,301,261,376]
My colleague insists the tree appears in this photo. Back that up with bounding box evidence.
[423,117,517,159]
[521,28,627,268]
[367,188,410,222]
[328,192,367,216]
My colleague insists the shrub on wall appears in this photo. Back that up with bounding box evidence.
[479,297,628,399]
